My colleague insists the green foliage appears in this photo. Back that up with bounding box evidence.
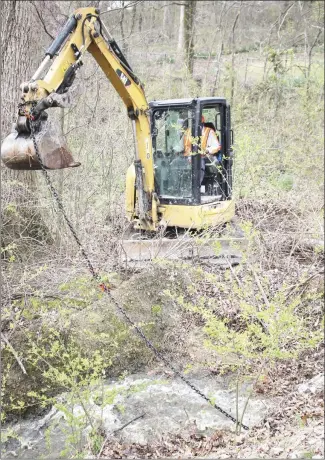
[151,304,162,316]
[4,203,18,215]
[202,290,323,363]
[266,47,294,75]
[0,278,119,419]
[163,251,324,372]
[271,173,294,191]
[1,264,188,424]
[1,243,17,262]
[2,267,174,457]
[235,43,259,54]
[233,67,324,201]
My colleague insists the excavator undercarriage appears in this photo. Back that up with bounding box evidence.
[119,230,245,268]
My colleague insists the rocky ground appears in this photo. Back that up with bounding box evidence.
[98,349,324,459]
[2,348,323,459]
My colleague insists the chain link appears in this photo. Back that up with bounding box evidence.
[30,118,249,431]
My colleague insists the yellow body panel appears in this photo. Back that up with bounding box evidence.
[158,200,235,229]
[131,201,235,231]
[125,158,234,230]
[125,163,136,220]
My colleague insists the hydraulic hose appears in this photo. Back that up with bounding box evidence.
[46,15,78,59]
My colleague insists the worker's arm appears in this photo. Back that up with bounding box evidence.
[19,7,155,204]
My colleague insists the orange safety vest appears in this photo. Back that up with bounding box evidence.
[201,127,220,155]
[201,127,210,152]
[182,127,220,156]
[183,128,192,157]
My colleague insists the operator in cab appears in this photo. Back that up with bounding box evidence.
[200,116,221,184]
[176,115,221,184]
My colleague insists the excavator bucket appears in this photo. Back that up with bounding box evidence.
[1,118,80,170]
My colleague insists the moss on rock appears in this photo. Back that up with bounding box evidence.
[1,262,203,419]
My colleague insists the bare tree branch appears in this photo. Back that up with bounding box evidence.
[29,1,54,40]
[1,332,27,375]
[101,0,144,15]
[277,2,295,41]
[42,2,68,25]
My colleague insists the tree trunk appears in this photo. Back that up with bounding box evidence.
[129,3,137,38]
[211,43,224,96]
[1,1,31,136]
[210,1,228,96]
[1,1,52,256]
[119,1,126,53]
[162,0,169,36]
[138,8,143,33]
[230,7,241,106]
[150,0,156,29]
[177,2,185,52]
[184,0,196,75]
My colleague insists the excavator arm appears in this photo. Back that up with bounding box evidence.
[1,7,157,226]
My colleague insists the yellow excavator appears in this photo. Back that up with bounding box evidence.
[1,7,239,263]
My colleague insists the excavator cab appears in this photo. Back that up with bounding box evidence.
[151,98,233,205]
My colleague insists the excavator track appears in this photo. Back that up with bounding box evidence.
[119,226,246,268]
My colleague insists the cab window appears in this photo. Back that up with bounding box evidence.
[152,107,194,200]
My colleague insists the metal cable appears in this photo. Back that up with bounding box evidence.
[30,118,249,431]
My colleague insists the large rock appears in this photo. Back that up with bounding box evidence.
[1,263,208,419]
[1,373,270,459]
[298,374,324,395]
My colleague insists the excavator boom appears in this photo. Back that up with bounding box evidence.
[1,7,157,226]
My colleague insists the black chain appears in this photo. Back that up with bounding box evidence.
[30,118,249,431]
[30,122,96,278]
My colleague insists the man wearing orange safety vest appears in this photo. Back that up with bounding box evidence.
[182,116,221,184]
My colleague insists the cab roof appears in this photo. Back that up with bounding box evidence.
[149,97,227,108]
